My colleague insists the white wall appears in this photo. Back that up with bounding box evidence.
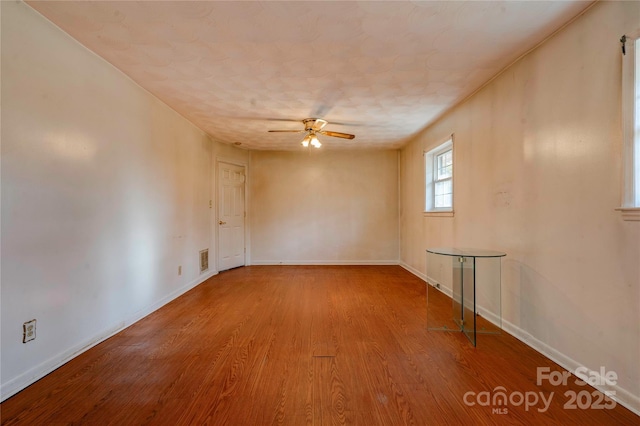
[0,1,247,400]
[250,150,399,264]
[400,1,640,412]
[4,0,638,414]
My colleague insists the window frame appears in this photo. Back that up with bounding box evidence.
[433,147,453,209]
[618,30,640,221]
[424,136,454,217]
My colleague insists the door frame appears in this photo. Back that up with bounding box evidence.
[215,157,250,271]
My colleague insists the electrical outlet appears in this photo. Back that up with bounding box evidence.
[178,265,182,276]
[23,319,36,343]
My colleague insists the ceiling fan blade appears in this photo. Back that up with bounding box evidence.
[328,121,371,127]
[319,130,355,140]
[263,118,301,123]
[268,130,304,133]
[214,115,302,123]
[311,119,328,131]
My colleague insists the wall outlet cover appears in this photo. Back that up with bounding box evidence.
[23,319,36,343]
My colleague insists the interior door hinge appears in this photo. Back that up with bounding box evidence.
[621,35,627,55]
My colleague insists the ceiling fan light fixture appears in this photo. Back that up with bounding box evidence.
[310,134,321,148]
[270,119,354,148]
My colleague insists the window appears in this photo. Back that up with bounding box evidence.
[434,149,453,208]
[425,136,454,216]
[619,31,640,220]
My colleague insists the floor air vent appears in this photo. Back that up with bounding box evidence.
[199,249,209,273]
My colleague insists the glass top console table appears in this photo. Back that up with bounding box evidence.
[426,247,506,346]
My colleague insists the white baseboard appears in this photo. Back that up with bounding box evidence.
[475,306,501,329]
[0,270,218,402]
[251,260,399,266]
[400,263,640,416]
[425,276,453,298]
[502,318,640,416]
[399,262,456,298]
[5,264,639,417]
[399,261,426,280]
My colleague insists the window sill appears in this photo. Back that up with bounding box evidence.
[424,210,454,218]
[615,207,640,221]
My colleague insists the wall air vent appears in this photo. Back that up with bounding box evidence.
[199,249,209,273]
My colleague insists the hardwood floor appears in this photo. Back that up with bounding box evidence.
[1,266,637,425]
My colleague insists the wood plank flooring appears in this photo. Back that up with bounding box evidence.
[1,266,637,425]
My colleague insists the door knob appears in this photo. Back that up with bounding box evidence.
[219,220,226,225]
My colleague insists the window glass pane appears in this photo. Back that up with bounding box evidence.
[435,179,452,196]
[436,149,452,180]
[434,179,452,208]
[635,38,640,205]
[425,138,453,212]
[443,193,452,208]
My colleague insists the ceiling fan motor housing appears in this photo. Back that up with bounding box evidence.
[303,118,328,131]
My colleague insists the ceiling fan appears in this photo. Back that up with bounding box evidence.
[268,118,355,148]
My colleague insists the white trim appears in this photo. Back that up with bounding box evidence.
[397,150,402,264]
[400,263,640,415]
[424,135,454,213]
[423,210,454,217]
[502,318,640,416]
[215,159,249,271]
[399,262,455,297]
[426,277,453,298]
[400,261,426,281]
[621,31,640,210]
[251,260,399,266]
[425,276,501,328]
[615,207,640,221]
[424,277,501,328]
[209,141,216,276]
[476,305,502,330]
[215,156,248,167]
[0,270,218,402]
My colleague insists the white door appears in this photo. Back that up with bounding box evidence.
[217,162,246,271]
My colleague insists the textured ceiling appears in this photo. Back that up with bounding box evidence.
[27,1,592,150]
